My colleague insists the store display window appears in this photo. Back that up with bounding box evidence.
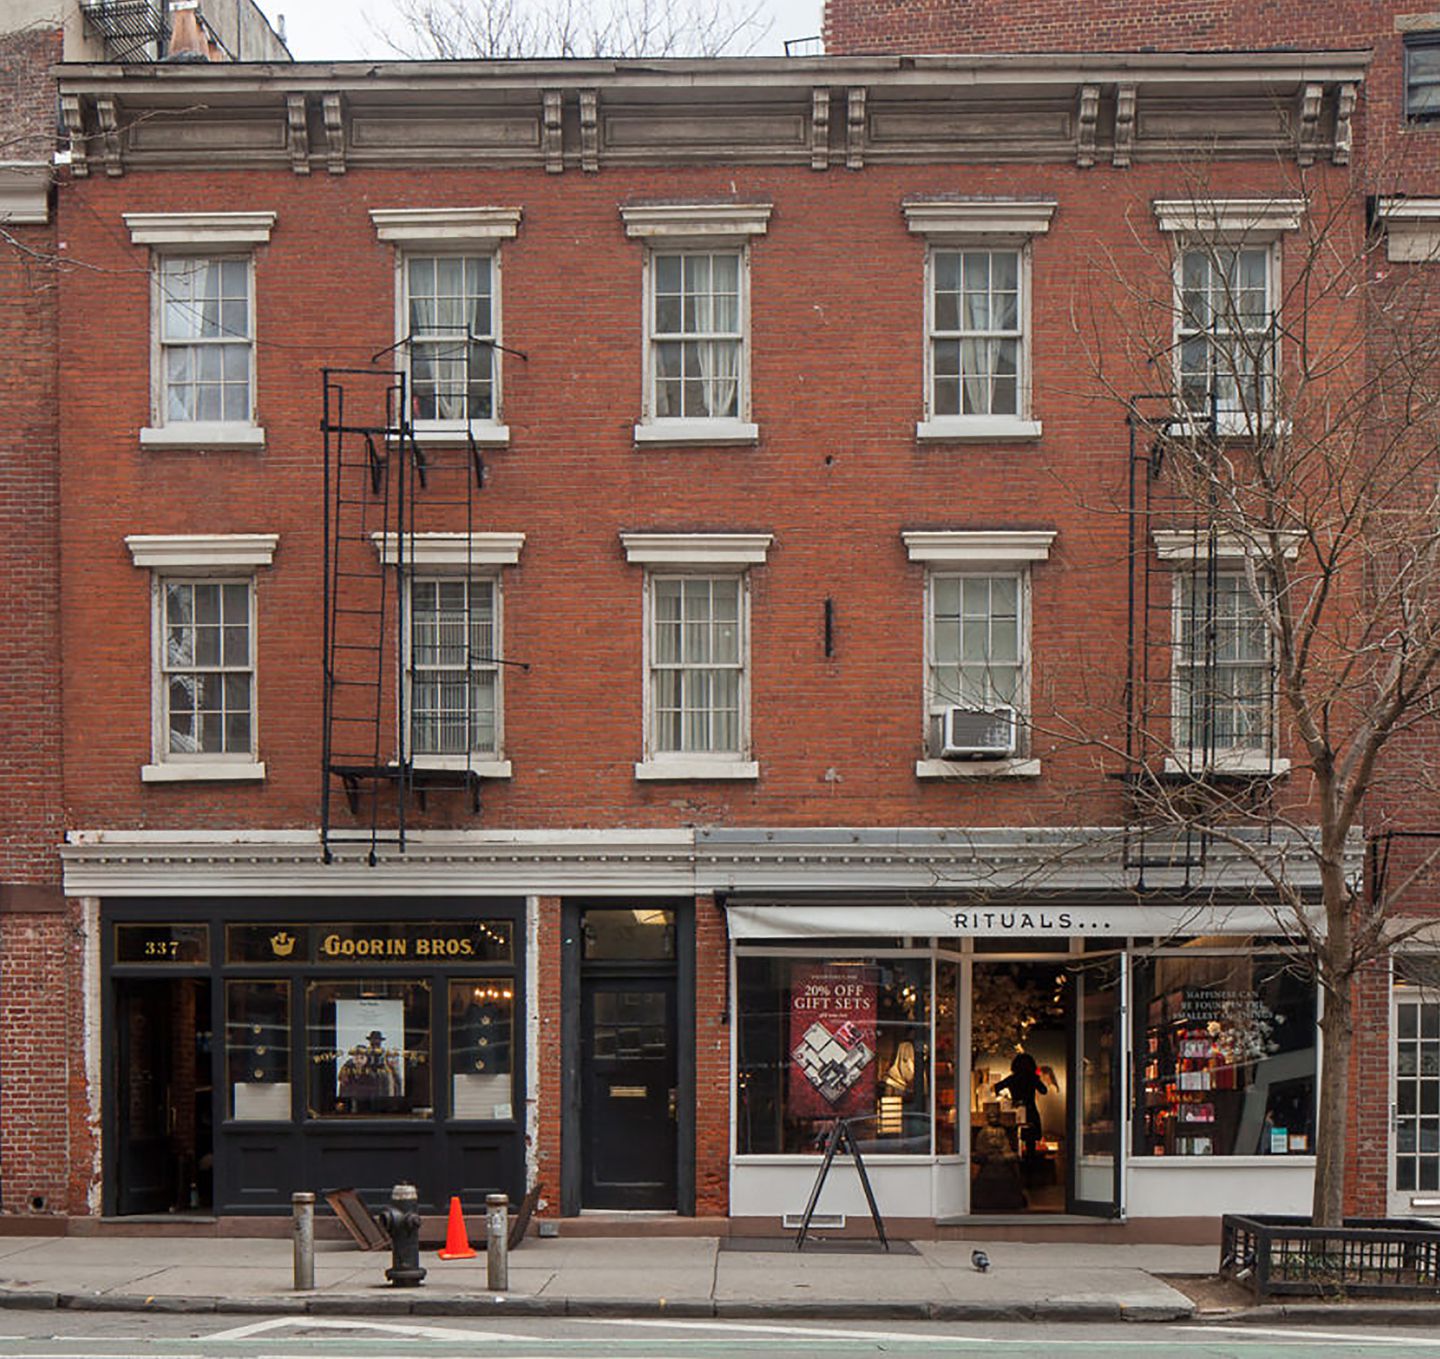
[1134,950,1316,1156]
[306,980,432,1118]
[449,980,514,1120]
[226,980,291,1121]
[735,955,944,1155]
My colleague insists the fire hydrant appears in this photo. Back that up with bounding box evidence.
[376,1181,427,1288]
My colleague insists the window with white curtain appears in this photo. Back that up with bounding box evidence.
[1177,245,1274,432]
[648,574,745,757]
[650,251,743,421]
[404,255,495,425]
[408,576,498,756]
[158,256,253,425]
[161,578,255,758]
[928,249,1022,419]
[1173,571,1273,756]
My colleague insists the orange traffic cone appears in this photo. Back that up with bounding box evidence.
[436,1196,477,1259]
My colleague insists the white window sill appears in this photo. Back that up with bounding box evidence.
[407,423,510,448]
[634,419,759,447]
[142,760,266,783]
[916,757,1041,779]
[141,424,266,451]
[408,756,512,778]
[635,758,758,781]
[1164,754,1290,777]
[1168,416,1291,441]
[916,417,1042,443]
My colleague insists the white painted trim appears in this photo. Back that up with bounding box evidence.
[410,756,512,778]
[633,418,759,446]
[635,759,759,780]
[622,532,772,566]
[916,417,1042,442]
[1152,529,1300,560]
[410,423,511,447]
[1165,754,1291,777]
[915,758,1041,779]
[620,202,772,241]
[0,162,50,225]
[370,206,522,245]
[1375,197,1440,263]
[124,211,276,246]
[126,533,278,569]
[903,530,1055,564]
[140,423,266,451]
[141,760,266,782]
[903,198,1056,238]
[1152,198,1305,236]
[371,531,524,568]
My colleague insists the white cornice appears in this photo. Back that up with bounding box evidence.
[369,206,522,245]
[1152,198,1306,236]
[903,530,1056,564]
[620,202,772,241]
[1375,197,1440,264]
[371,532,525,567]
[902,198,1056,238]
[123,211,277,246]
[621,532,773,566]
[125,533,279,569]
[0,162,50,225]
[1152,529,1301,561]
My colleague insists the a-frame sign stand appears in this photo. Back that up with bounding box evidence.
[794,1117,889,1251]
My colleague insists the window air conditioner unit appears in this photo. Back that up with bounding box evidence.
[936,705,1016,760]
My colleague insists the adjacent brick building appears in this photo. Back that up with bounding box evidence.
[1,0,1435,1235]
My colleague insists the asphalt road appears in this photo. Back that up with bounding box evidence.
[0,1312,1434,1358]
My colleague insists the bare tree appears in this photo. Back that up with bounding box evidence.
[1067,173,1440,1226]
[379,0,772,60]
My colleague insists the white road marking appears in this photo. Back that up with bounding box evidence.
[570,1317,958,1342]
[202,1316,531,1343]
[1180,1325,1438,1346]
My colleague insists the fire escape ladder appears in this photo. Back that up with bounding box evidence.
[320,368,408,864]
[80,1,170,62]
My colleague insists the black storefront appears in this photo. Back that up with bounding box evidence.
[103,898,526,1216]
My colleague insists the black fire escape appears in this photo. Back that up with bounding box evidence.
[320,339,500,865]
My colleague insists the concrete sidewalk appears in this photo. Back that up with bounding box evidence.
[0,1232,1210,1323]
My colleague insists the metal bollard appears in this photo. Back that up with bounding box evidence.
[292,1191,315,1292]
[485,1192,509,1292]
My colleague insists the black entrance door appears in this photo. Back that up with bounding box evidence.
[115,978,212,1215]
[580,975,677,1209]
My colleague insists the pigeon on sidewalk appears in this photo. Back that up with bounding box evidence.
[971,1249,990,1273]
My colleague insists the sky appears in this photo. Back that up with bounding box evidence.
[252,0,824,60]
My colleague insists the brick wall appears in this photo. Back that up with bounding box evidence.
[0,23,79,1214]
[533,896,562,1212]
[694,895,729,1216]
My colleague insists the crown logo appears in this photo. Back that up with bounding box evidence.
[269,930,296,958]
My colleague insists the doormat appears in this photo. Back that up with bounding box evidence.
[721,1236,919,1255]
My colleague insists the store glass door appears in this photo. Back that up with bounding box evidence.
[114,977,213,1215]
[1391,963,1440,1215]
[1068,955,1124,1217]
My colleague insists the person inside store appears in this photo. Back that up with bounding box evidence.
[994,1052,1049,1159]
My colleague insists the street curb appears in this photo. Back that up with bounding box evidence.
[1204,1303,1440,1327]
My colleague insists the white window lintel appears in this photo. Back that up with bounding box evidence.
[903,198,1056,239]
[369,206,522,246]
[1152,529,1300,561]
[125,211,277,247]
[903,530,1056,565]
[126,533,278,570]
[1375,197,1440,263]
[371,531,525,568]
[1152,198,1305,237]
[622,532,772,566]
[621,202,772,243]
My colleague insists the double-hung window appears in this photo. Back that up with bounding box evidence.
[903,199,1053,442]
[621,203,770,446]
[409,577,498,757]
[373,531,524,776]
[1154,199,1303,436]
[1154,529,1288,775]
[126,533,277,782]
[370,208,522,446]
[903,530,1054,778]
[623,533,771,780]
[1405,33,1440,121]
[126,212,275,450]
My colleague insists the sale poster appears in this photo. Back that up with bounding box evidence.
[788,964,878,1119]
